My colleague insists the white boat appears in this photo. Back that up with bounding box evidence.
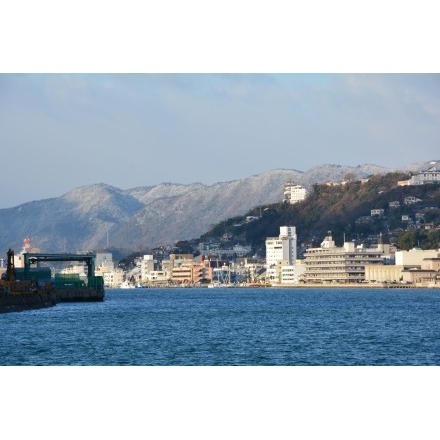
[208,281,222,288]
[120,280,135,289]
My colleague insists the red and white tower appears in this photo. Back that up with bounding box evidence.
[23,236,31,253]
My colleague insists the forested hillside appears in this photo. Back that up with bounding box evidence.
[175,173,440,257]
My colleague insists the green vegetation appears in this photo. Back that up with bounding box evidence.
[398,230,440,250]
[194,173,440,255]
[119,173,440,265]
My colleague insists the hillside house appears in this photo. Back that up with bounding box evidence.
[404,196,422,205]
[283,182,308,204]
[356,216,373,225]
[371,209,385,217]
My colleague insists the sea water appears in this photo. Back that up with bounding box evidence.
[1,287,439,366]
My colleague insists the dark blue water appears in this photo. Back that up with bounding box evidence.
[1,288,439,365]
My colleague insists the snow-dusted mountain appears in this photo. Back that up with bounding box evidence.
[0,163,423,255]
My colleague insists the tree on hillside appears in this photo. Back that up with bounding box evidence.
[398,231,418,250]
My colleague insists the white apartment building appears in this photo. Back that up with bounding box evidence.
[266,226,297,267]
[94,265,124,288]
[144,270,169,284]
[267,262,306,284]
[304,234,385,283]
[281,263,306,284]
[140,255,155,282]
[283,182,308,204]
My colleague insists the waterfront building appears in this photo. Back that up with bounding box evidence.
[395,249,440,267]
[304,234,385,283]
[171,261,210,285]
[401,268,438,284]
[212,263,233,284]
[364,264,404,283]
[283,182,307,204]
[95,266,124,288]
[280,262,306,283]
[422,257,440,271]
[144,270,169,285]
[235,258,266,283]
[265,226,297,267]
[140,255,155,282]
[163,254,213,285]
[400,255,440,285]
[267,261,306,284]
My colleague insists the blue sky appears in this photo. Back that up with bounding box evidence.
[1,73,439,208]
[1,2,439,208]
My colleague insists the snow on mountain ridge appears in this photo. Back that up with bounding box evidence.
[0,163,427,253]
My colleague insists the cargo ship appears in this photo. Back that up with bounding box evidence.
[0,249,105,313]
[0,249,57,313]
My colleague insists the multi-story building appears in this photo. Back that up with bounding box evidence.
[280,263,306,284]
[265,226,297,267]
[400,255,440,285]
[304,234,385,283]
[398,160,440,186]
[171,261,210,285]
[144,270,169,285]
[283,182,308,204]
[140,255,155,282]
[364,265,404,283]
[96,267,124,288]
[395,249,439,267]
[95,253,114,269]
[267,262,306,284]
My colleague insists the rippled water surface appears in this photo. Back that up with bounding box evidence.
[1,288,440,365]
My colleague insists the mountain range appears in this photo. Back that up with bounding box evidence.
[0,162,424,256]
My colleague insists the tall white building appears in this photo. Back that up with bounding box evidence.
[265,226,297,267]
[140,255,155,281]
[283,182,308,204]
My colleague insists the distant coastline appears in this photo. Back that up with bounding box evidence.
[114,282,440,290]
